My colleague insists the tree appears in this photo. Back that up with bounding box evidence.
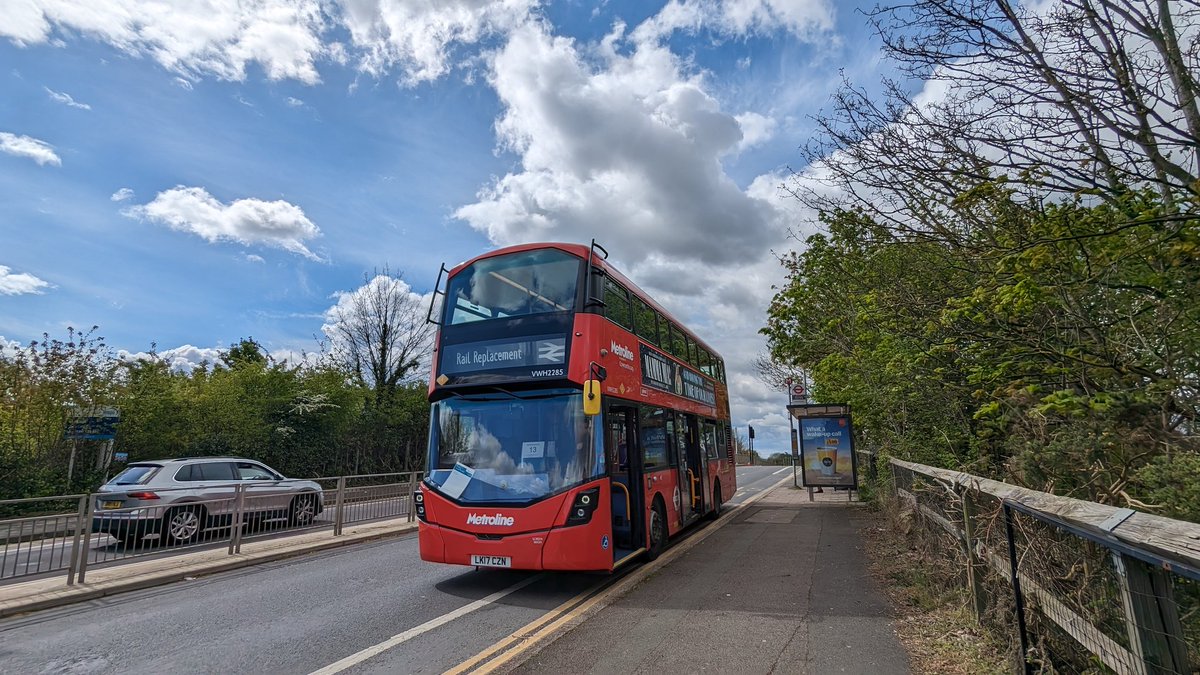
[0,327,121,496]
[221,338,269,369]
[322,268,436,407]
[794,0,1200,225]
[764,0,1200,514]
[754,351,808,392]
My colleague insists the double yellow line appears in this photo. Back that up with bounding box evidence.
[445,473,793,674]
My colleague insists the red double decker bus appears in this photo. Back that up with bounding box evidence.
[415,242,736,572]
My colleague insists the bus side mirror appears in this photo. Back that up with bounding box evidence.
[583,380,602,416]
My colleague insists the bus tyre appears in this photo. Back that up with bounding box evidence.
[709,483,722,520]
[646,499,667,561]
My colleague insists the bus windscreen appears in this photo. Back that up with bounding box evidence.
[445,249,581,324]
[427,390,604,503]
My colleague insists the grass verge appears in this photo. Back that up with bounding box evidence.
[860,504,1011,674]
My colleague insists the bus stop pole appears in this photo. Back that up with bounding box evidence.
[790,421,799,489]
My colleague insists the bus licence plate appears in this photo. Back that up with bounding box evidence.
[471,554,511,568]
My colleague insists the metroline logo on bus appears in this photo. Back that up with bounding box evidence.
[466,513,516,527]
[609,341,635,361]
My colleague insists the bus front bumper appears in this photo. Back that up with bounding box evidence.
[419,522,549,569]
[419,521,612,572]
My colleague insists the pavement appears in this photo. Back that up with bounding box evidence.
[509,484,909,674]
[0,516,417,619]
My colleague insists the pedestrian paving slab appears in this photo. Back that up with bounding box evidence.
[513,484,908,674]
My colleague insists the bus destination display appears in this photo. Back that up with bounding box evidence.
[440,335,568,380]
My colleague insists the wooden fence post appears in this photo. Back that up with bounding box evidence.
[1113,552,1190,674]
[960,486,987,624]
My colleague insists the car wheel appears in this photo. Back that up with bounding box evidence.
[645,499,667,561]
[163,506,203,545]
[289,493,317,526]
[709,482,722,521]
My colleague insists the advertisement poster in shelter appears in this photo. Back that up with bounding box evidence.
[799,417,857,488]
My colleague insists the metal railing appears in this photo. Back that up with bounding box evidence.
[0,471,421,586]
[888,458,1200,674]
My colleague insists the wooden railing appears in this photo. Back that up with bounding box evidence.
[888,458,1199,675]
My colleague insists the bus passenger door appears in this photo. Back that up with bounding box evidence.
[606,406,643,557]
[673,413,700,524]
[685,415,708,517]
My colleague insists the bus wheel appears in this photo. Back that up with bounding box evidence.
[646,499,667,561]
[709,483,722,520]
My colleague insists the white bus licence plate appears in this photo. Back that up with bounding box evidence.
[471,554,512,568]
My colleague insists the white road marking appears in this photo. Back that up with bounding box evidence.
[772,467,789,475]
[308,573,545,675]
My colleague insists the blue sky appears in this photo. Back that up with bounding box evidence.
[0,0,895,452]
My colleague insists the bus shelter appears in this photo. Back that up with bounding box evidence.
[786,403,857,501]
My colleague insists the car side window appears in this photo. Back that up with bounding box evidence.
[174,464,197,482]
[198,462,237,481]
[237,462,276,480]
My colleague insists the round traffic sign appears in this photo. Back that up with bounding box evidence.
[791,384,806,396]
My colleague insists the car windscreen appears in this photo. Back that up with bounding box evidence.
[445,249,581,324]
[108,465,160,485]
[426,390,603,503]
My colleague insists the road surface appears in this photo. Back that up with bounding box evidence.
[0,467,798,674]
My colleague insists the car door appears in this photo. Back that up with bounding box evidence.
[195,461,240,521]
[235,461,290,517]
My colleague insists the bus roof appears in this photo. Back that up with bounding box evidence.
[447,242,721,359]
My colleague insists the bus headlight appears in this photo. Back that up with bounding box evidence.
[565,487,601,526]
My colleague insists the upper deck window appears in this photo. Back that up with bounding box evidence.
[446,249,581,325]
[603,277,633,330]
[633,298,659,346]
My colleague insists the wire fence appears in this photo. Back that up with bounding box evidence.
[889,458,1200,674]
[0,472,420,586]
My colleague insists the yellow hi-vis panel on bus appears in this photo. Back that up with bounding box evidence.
[583,380,602,416]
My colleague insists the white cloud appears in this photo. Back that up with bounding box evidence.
[3,0,51,45]
[633,0,835,43]
[0,265,53,295]
[286,96,305,107]
[4,0,542,87]
[244,253,266,263]
[338,0,540,85]
[119,343,319,372]
[734,111,777,151]
[111,187,134,202]
[456,22,788,267]
[44,86,90,109]
[119,344,224,373]
[268,347,320,368]
[127,186,323,260]
[0,131,61,166]
[0,336,22,354]
[6,0,328,84]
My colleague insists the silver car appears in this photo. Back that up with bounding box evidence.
[91,457,324,546]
